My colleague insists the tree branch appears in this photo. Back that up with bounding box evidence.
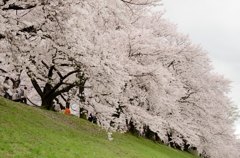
[3,3,37,10]
[52,84,75,99]
[48,65,54,78]
[0,68,7,73]
[45,69,79,97]
[52,66,63,79]
[30,78,44,97]
[25,67,43,96]
[41,60,49,69]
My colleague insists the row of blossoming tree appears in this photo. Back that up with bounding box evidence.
[0,0,239,157]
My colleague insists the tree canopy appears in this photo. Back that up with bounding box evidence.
[0,0,239,157]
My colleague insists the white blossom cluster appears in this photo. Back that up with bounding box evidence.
[0,0,239,157]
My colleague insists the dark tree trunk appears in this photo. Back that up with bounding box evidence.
[41,83,54,109]
[79,108,87,119]
[41,96,54,110]
[78,76,86,117]
[66,99,70,109]
[28,68,87,111]
[128,121,138,135]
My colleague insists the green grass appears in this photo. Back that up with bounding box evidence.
[0,97,198,158]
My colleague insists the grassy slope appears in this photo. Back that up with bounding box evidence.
[0,97,198,158]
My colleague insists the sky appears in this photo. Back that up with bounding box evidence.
[160,0,240,138]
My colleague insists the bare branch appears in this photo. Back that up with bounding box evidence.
[3,3,37,10]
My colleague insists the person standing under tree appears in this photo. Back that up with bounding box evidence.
[12,90,21,102]
[65,107,71,114]
[21,87,27,104]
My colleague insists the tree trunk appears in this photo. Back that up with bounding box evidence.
[41,97,54,110]
[79,108,88,119]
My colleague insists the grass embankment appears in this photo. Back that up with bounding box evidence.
[0,97,198,158]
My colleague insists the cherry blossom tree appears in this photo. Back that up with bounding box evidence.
[0,0,239,158]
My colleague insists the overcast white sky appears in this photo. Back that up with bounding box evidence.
[160,0,240,138]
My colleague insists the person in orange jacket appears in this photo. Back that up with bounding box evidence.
[65,108,70,114]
